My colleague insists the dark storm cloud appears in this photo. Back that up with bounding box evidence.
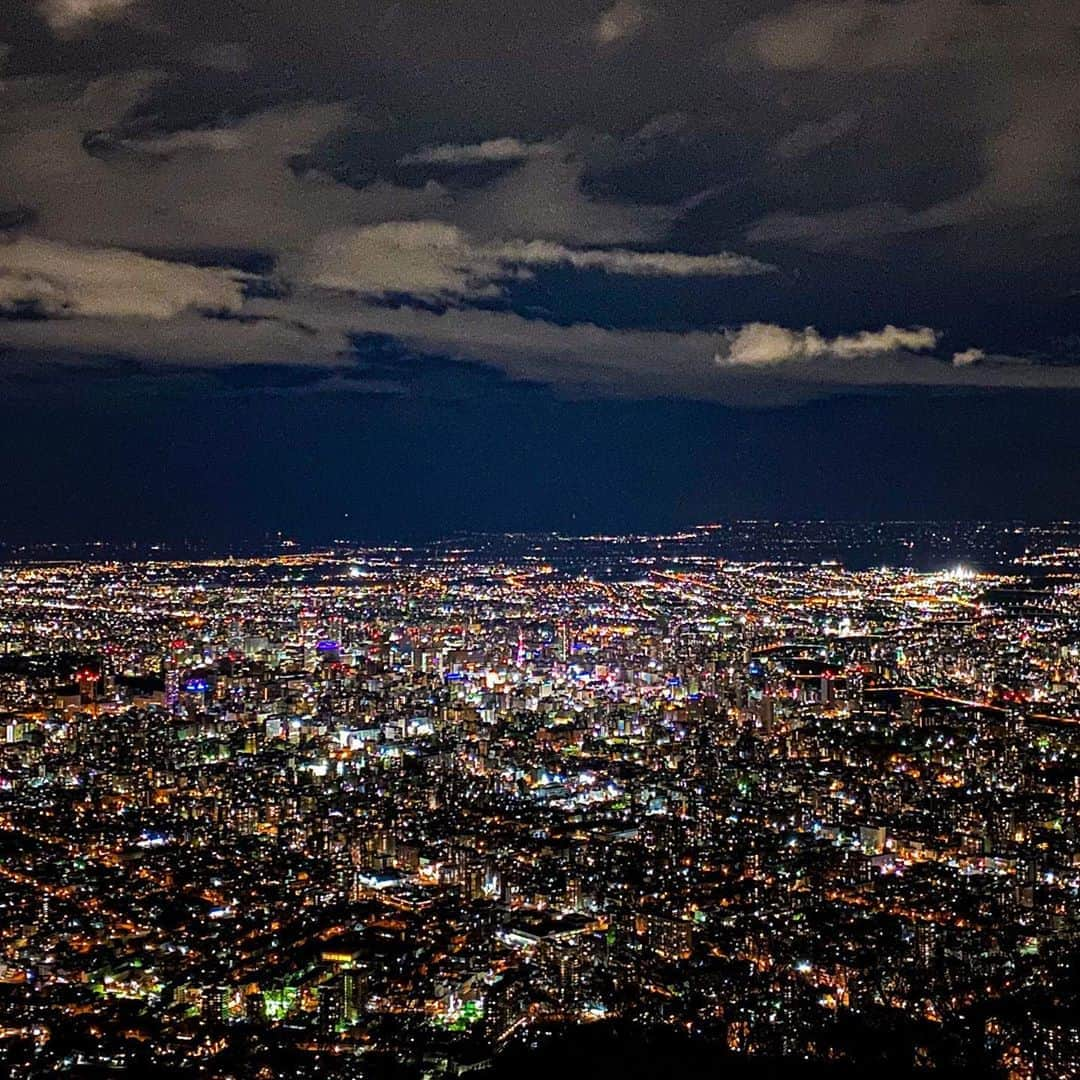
[3,1,739,130]
[735,1,1080,248]
[0,0,1077,402]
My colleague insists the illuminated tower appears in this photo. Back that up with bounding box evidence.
[163,638,186,710]
[298,608,319,646]
[557,621,570,663]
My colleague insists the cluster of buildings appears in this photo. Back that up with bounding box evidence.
[0,526,1078,1077]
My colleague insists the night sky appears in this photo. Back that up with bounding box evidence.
[1,1,1079,543]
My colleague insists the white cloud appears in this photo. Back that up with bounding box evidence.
[300,222,502,298]
[298,221,772,298]
[494,239,772,278]
[717,323,938,366]
[117,128,252,156]
[38,0,137,34]
[399,137,550,166]
[0,238,245,318]
[952,347,985,367]
[826,325,940,358]
[594,0,652,47]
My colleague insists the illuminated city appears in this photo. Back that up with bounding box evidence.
[0,523,1079,1077]
[3,0,1080,1076]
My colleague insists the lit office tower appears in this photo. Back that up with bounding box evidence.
[483,973,528,1043]
[244,991,265,1023]
[556,621,570,663]
[565,876,583,912]
[163,639,186,709]
[342,969,366,1024]
[201,985,227,1025]
[298,608,319,646]
[538,940,588,1006]
[1033,1014,1080,1080]
[318,979,344,1034]
[326,612,345,647]
[317,971,364,1033]
[647,914,693,961]
[914,922,941,969]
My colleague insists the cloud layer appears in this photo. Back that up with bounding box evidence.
[718,324,938,367]
[300,221,773,299]
[0,0,1076,404]
[0,237,244,318]
[37,0,136,34]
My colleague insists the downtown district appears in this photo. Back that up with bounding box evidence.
[0,524,1079,1078]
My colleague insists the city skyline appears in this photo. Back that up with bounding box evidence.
[1,522,1080,1077]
